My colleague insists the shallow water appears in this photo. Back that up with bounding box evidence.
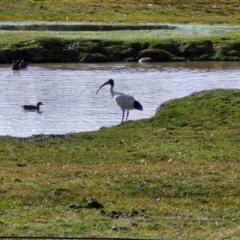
[0,62,240,137]
[1,22,240,37]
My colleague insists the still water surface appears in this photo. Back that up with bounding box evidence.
[0,62,240,137]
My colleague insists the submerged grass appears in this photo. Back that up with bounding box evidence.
[0,89,240,238]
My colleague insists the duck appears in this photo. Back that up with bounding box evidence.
[12,59,21,70]
[12,59,29,70]
[19,59,28,69]
[22,102,44,110]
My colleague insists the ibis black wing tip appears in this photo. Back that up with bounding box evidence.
[134,100,143,111]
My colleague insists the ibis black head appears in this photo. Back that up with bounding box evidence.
[96,79,114,94]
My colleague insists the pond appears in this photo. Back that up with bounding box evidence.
[0,61,240,137]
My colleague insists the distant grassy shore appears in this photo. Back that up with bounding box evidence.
[0,0,240,24]
[1,31,240,63]
[0,89,240,238]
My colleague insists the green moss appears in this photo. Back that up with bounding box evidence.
[2,35,240,63]
[228,50,240,57]
[81,53,108,62]
[151,40,181,55]
[139,48,172,61]
[171,56,186,61]
[0,48,15,63]
[179,40,215,60]
[125,57,136,62]
[197,54,214,61]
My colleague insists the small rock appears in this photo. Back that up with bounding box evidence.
[17,163,27,167]
[131,222,138,227]
[129,209,138,217]
[112,226,118,231]
[100,209,106,214]
[85,198,104,209]
[108,210,122,218]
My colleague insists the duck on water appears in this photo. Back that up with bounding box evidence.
[12,59,28,70]
[22,102,44,110]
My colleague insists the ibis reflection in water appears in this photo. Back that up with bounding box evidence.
[96,79,143,123]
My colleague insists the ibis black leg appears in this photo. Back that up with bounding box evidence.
[121,111,125,123]
[126,110,129,121]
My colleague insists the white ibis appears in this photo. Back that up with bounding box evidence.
[96,79,143,123]
[22,102,44,110]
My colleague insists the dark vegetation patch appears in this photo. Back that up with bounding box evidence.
[1,37,240,63]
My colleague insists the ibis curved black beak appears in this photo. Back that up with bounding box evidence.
[96,81,109,94]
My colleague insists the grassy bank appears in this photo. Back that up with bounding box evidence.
[0,89,240,238]
[0,0,240,24]
[1,32,240,63]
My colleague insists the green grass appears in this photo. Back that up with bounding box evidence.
[0,0,240,24]
[1,27,240,46]
[0,89,240,238]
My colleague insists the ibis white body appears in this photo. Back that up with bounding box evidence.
[96,79,143,123]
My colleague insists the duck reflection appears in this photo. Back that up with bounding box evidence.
[23,109,43,114]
